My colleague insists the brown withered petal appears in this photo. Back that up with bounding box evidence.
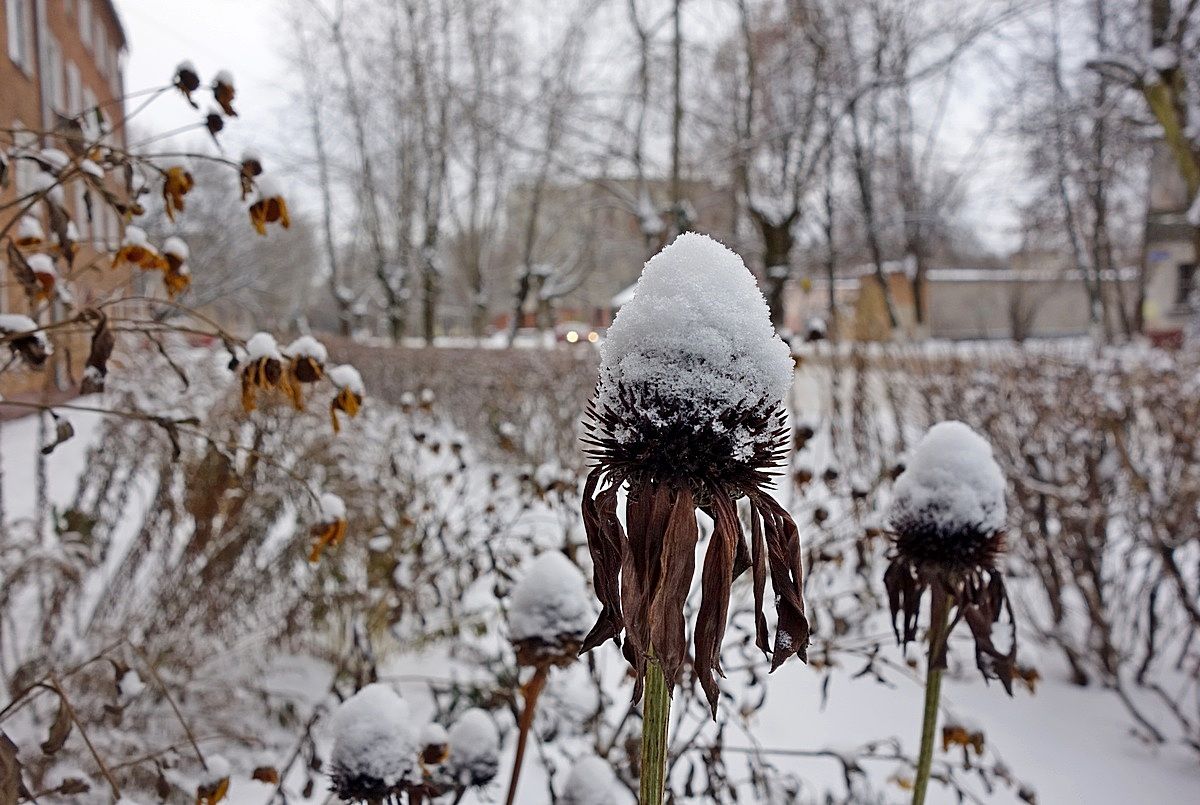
[213,79,238,117]
[580,396,809,717]
[80,312,114,394]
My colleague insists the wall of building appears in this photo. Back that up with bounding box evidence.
[2,0,128,399]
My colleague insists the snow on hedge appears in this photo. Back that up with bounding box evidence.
[890,421,1006,536]
[597,232,792,426]
[508,551,592,643]
[329,684,419,788]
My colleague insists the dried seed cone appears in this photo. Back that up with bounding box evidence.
[884,421,1018,690]
[579,233,808,716]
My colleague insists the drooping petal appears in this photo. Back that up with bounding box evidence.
[756,495,810,669]
[580,471,626,654]
[646,485,699,688]
[749,505,770,655]
[694,491,740,716]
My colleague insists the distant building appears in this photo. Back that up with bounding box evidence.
[2,0,129,399]
[1142,141,1197,344]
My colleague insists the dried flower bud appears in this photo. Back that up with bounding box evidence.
[329,364,364,433]
[240,332,284,412]
[444,709,499,789]
[174,61,201,107]
[509,552,592,668]
[309,493,348,563]
[328,684,418,803]
[248,179,289,235]
[0,314,51,367]
[212,70,238,117]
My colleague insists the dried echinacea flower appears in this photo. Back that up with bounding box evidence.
[504,552,594,805]
[15,215,44,247]
[113,226,166,272]
[162,163,194,222]
[309,492,348,563]
[26,254,57,301]
[195,755,231,805]
[249,178,290,236]
[560,755,618,805]
[162,236,191,299]
[0,313,51,368]
[884,421,1015,687]
[329,364,365,433]
[283,335,328,410]
[883,420,1013,805]
[239,149,263,199]
[443,709,500,791]
[240,332,284,412]
[212,70,238,117]
[579,233,807,716]
[175,60,201,108]
[328,684,419,804]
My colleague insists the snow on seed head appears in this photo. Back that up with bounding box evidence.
[560,755,618,805]
[509,552,592,666]
[328,684,419,801]
[445,708,500,788]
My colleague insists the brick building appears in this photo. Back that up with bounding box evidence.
[2,0,128,399]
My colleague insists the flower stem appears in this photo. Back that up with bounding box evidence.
[503,666,548,805]
[640,657,671,805]
[912,601,952,805]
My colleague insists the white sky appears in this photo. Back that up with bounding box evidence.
[114,0,296,168]
[112,0,1024,255]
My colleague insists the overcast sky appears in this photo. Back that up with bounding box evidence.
[112,0,1025,254]
[115,0,297,168]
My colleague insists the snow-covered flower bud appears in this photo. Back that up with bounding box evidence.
[328,684,419,803]
[212,70,237,117]
[444,709,499,788]
[508,552,592,668]
[309,492,347,563]
[560,755,618,805]
[884,421,1016,689]
[240,332,283,412]
[579,233,807,715]
[0,314,51,367]
[249,178,289,236]
[174,61,201,106]
[329,365,364,433]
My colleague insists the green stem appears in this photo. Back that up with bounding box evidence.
[912,602,952,805]
[639,658,672,805]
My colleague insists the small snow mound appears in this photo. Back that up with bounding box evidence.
[1149,46,1178,72]
[509,552,593,643]
[245,332,282,361]
[420,722,449,747]
[214,69,234,86]
[122,226,151,248]
[330,684,418,788]
[446,708,499,786]
[561,755,617,805]
[329,364,365,396]
[598,232,792,421]
[27,254,56,276]
[890,421,1006,537]
[0,314,43,341]
[17,216,43,240]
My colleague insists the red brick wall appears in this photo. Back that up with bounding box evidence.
[2,0,129,399]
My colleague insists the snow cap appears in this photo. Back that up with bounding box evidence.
[330,684,419,790]
[890,421,1006,538]
[329,364,365,396]
[445,709,499,787]
[245,332,282,361]
[598,232,792,422]
[509,552,592,643]
[560,755,618,805]
[286,335,328,362]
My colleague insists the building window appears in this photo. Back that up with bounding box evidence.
[11,122,37,195]
[66,61,83,115]
[6,0,34,72]
[1177,264,1198,308]
[44,35,65,113]
[79,0,94,50]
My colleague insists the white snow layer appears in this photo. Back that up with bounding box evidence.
[286,335,327,362]
[329,364,365,396]
[122,226,151,248]
[245,332,281,361]
[560,755,618,805]
[508,551,593,643]
[319,493,346,522]
[890,421,1007,536]
[446,708,499,779]
[162,236,189,260]
[329,683,418,786]
[597,232,792,419]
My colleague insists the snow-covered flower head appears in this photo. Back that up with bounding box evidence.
[884,421,1017,690]
[580,233,807,716]
[0,314,51,367]
[329,364,364,432]
[444,709,500,788]
[174,61,201,106]
[309,492,348,563]
[240,332,284,412]
[560,755,618,805]
[328,684,419,802]
[249,178,289,236]
[508,551,593,667]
